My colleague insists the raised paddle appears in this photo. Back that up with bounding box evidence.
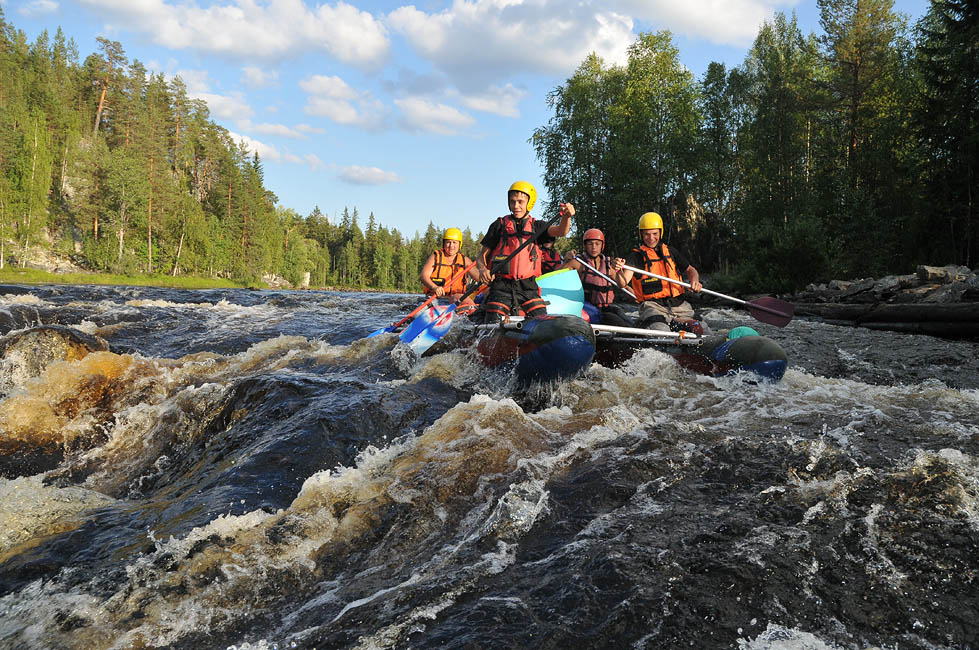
[366,260,478,337]
[621,264,795,328]
[401,207,570,354]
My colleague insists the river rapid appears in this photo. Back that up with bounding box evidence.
[0,284,977,650]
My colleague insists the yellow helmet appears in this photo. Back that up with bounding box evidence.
[443,227,463,243]
[638,212,664,232]
[508,181,537,212]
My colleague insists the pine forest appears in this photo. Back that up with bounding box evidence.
[0,1,976,293]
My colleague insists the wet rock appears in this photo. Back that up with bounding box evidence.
[0,326,110,394]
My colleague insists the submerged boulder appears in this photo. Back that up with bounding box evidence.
[0,325,110,394]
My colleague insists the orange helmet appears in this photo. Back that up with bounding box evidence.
[583,228,605,252]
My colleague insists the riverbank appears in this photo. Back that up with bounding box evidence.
[787,264,979,339]
[0,267,246,290]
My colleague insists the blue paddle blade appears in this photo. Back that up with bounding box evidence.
[366,325,396,338]
[405,303,457,355]
[399,303,445,343]
[536,268,585,316]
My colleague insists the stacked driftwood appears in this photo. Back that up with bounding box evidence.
[789,265,979,339]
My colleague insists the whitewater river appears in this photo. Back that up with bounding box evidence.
[0,284,977,650]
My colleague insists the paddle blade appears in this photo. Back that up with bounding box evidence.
[405,304,457,355]
[399,303,445,343]
[366,325,396,338]
[747,296,795,328]
[536,268,585,316]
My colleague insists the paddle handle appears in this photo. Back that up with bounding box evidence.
[621,264,744,305]
[574,256,637,300]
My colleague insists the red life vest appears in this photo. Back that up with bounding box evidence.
[490,214,541,280]
[426,249,468,295]
[579,254,615,307]
[630,243,684,302]
[540,247,562,274]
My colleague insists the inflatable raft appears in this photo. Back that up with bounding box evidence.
[472,314,596,384]
[592,324,788,382]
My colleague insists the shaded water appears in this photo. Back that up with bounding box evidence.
[1,284,977,650]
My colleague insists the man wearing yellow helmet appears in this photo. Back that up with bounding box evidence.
[420,227,480,304]
[474,181,574,323]
[616,212,708,333]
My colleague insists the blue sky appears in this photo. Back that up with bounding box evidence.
[5,0,928,239]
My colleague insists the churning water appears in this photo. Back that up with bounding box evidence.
[0,284,977,650]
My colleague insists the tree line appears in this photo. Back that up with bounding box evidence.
[534,0,977,292]
[0,8,482,290]
[2,1,975,294]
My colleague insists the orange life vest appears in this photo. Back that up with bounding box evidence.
[426,249,468,295]
[630,243,685,302]
[490,214,541,280]
[580,254,615,307]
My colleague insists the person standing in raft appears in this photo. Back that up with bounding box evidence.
[419,227,481,313]
[559,228,633,327]
[615,212,709,333]
[474,181,574,324]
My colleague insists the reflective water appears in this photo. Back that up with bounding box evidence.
[1,284,977,650]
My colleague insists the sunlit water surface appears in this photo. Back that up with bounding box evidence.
[1,284,977,650]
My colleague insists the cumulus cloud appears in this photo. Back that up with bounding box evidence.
[387,1,635,90]
[295,124,326,135]
[300,74,388,130]
[387,0,786,90]
[242,66,279,89]
[18,0,59,16]
[395,97,475,135]
[454,83,527,118]
[173,69,213,95]
[227,131,279,161]
[193,92,254,123]
[337,165,400,185]
[241,121,307,138]
[78,0,390,66]
[609,0,774,47]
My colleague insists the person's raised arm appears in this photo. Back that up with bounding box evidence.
[547,202,574,237]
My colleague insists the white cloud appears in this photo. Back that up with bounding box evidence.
[301,74,388,130]
[193,92,254,122]
[454,83,526,118]
[387,1,635,89]
[241,121,306,138]
[337,165,400,185]
[295,124,326,135]
[18,0,59,16]
[610,0,774,47]
[242,66,278,89]
[304,153,325,170]
[227,131,280,162]
[395,97,475,136]
[78,0,390,66]
[174,69,213,95]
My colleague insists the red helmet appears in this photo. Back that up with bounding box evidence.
[583,228,605,251]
